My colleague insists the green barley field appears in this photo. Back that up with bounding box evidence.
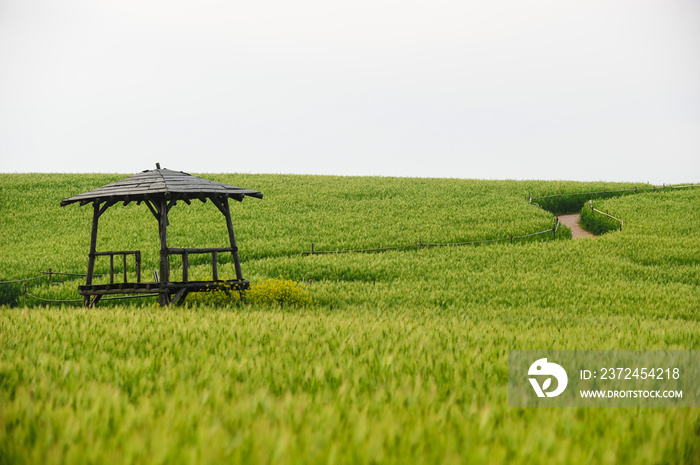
[1,173,699,464]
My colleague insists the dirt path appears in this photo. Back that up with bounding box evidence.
[558,214,595,238]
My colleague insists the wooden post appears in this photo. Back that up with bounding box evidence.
[311,243,315,254]
[136,252,141,283]
[220,199,244,281]
[158,198,169,307]
[510,234,513,244]
[84,202,100,306]
[109,255,114,284]
[48,268,52,286]
[123,254,127,283]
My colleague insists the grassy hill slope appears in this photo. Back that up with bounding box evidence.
[1,174,698,464]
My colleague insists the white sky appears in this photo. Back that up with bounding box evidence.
[1,0,698,183]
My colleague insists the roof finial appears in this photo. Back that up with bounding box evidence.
[156,163,161,169]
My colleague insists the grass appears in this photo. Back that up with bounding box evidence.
[2,307,698,464]
[1,174,578,282]
[0,174,699,464]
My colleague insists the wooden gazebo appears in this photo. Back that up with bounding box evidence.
[60,164,262,306]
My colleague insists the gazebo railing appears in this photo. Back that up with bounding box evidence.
[94,251,142,284]
[89,248,239,286]
[167,247,236,282]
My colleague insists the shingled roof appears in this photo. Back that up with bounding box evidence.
[60,166,263,207]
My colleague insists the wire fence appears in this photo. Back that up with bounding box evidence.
[0,269,106,285]
[0,275,46,284]
[301,220,562,255]
[529,183,698,232]
[589,200,624,230]
[0,269,158,306]
[23,290,158,305]
[530,183,694,202]
[301,183,696,256]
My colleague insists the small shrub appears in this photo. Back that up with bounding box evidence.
[534,189,644,215]
[579,203,622,235]
[246,276,313,307]
[186,276,312,308]
[187,284,243,307]
[556,223,573,240]
[536,193,596,215]
[0,283,22,307]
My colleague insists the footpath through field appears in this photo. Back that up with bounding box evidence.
[558,214,595,238]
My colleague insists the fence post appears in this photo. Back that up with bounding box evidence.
[311,243,315,255]
[48,268,52,286]
[553,224,556,240]
[590,200,593,211]
[23,283,27,307]
[510,234,513,244]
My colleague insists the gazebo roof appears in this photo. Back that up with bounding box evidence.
[60,166,263,207]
